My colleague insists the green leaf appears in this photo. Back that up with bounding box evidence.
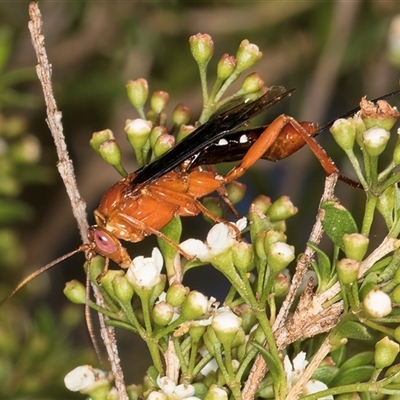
[307,241,333,291]
[336,321,372,341]
[320,201,358,250]
[339,351,374,373]
[312,365,339,385]
[330,365,374,386]
[252,341,282,382]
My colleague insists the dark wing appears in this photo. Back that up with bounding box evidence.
[130,86,294,189]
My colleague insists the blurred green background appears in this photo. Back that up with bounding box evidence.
[1,1,400,398]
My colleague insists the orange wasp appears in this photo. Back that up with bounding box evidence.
[2,85,398,300]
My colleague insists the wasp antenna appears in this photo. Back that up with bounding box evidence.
[0,244,89,306]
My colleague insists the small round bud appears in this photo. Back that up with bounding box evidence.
[189,325,207,342]
[125,118,152,144]
[267,196,298,221]
[232,241,254,273]
[336,258,360,285]
[225,181,246,205]
[391,284,400,305]
[235,40,262,72]
[251,195,272,215]
[217,54,236,81]
[263,230,287,254]
[330,118,356,151]
[98,139,127,176]
[171,103,192,127]
[268,242,295,273]
[181,290,208,320]
[151,91,169,115]
[363,126,390,157]
[90,129,114,155]
[204,385,228,400]
[152,301,174,326]
[189,33,214,66]
[126,78,148,110]
[342,233,369,261]
[153,134,175,158]
[273,272,290,297]
[166,282,188,307]
[150,126,168,149]
[375,336,399,369]
[176,124,195,143]
[363,289,392,318]
[240,73,265,94]
[64,365,108,392]
[202,197,223,220]
[235,304,257,334]
[377,185,396,218]
[99,270,124,299]
[64,280,86,304]
[112,275,134,303]
[211,307,242,344]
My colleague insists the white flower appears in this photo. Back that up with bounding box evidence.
[126,248,163,290]
[180,219,246,261]
[153,376,201,400]
[64,365,107,392]
[284,352,333,400]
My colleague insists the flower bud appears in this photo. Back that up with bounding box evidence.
[391,285,400,304]
[240,73,265,94]
[189,325,207,342]
[126,78,148,110]
[393,135,400,165]
[153,134,175,158]
[232,241,254,273]
[375,336,399,369]
[330,118,356,151]
[251,195,272,215]
[181,290,208,320]
[112,275,134,303]
[267,242,295,273]
[235,40,262,72]
[189,33,214,66]
[152,301,174,326]
[171,103,192,127]
[342,233,369,261]
[377,185,396,218]
[204,385,228,400]
[150,126,168,150]
[225,181,247,205]
[90,129,114,155]
[273,272,290,297]
[99,269,125,299]
[217,54,236,81]
[98,139,127,176]
[64,280,86,304]
[267,196,298,222]
[202,197,224,221]
[125,118,152,155]
[64,365,108,393]
[362,127,390,157]
[176,124,195,143]
[211,307,242,345]
[363,289,392,318]
[236,304,257,333]
[248,204,273,239]
[336,258,360,285]
[166,282,189,307]
[263,230,287,254]
[151,91,169,115]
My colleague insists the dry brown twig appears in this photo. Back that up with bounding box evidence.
[27,3,127,399]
